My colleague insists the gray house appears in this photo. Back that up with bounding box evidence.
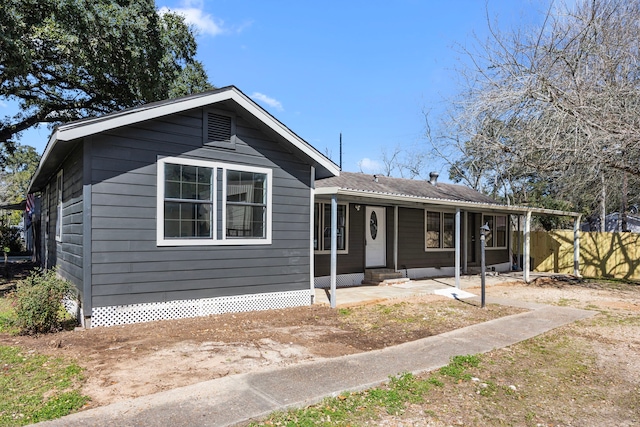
[29,86,339,327]
[30,86,583,327]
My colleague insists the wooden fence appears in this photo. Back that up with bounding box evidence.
[517,230,640,281]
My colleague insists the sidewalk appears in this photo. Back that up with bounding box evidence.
[35,294,596,427]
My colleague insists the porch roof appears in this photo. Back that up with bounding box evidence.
[315,172,580,218]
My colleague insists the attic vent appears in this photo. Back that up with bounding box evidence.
[207,112,232,142]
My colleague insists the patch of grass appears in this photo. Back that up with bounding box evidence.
[337,308,352,316]
[557,297,578,307]
[438,354,481,381]
[0,297,18,334]
[0,345,89,426]
[251,356,484,426]
[250,371,437,426]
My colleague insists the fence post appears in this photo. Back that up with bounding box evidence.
[574,215,581,277]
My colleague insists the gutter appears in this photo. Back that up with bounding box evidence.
[314,187,581,218]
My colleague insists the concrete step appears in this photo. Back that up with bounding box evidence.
[363,269,406,285]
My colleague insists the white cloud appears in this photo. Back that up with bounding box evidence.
[358,158,383,174]
[250,92,284,112]
[0,101,6,108]
[158,1,224,37]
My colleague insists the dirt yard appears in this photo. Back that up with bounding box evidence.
[1,273,639,425]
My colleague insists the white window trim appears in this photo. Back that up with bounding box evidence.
[483,214,508,250]
[156,156,272,246]
[424,209,456,252]
[314,202,349,254]
[55,169,63,242]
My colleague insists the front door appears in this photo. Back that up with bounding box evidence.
[365,206,386,267]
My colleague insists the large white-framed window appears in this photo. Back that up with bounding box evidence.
[55,170,63,242]
[157,156,272,246]
[313,202,348,253]
[483,214,508,249]
[425,210,455,250]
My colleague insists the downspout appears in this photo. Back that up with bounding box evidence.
[455,208,461,289]
[82,138,93,328]
[309,166,315,304]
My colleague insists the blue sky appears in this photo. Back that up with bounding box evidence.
[12,0,548,180]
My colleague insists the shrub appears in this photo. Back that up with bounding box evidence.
[12,268,74,334]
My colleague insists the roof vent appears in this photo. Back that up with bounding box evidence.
[206,112,232,142]
[429,172,439,186]
[373,174,379,183]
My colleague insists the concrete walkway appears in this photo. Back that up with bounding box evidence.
[36,290,596,427]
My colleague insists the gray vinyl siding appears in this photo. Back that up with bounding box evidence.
[397,207,454,268]
[40,143,84,295]
[314,203,365,276]
[88,106,312,308]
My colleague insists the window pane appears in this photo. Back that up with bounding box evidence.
[426,211,441,248]
[164,202,211,238]
[486,216,494,247]
[226,205,265,238]
[226,170,266,204]
[165,182,181,199]
[496,215,507,247]
[443,213,455,248]
[182,183,197,199]
[165,164,212,201]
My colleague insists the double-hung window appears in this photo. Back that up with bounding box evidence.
[484,214,507,248]
[157,157,272,246]
[314,202,348,252]
[425,210,455,250]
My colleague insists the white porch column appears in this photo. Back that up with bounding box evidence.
[463,211,468,274]
[516,215,522,270]
[330,194,338,308]
[523,211,532,283]
[309,166,315,299]
[574,215,582,277]
[455,208,461,288]
[393,205,398,272]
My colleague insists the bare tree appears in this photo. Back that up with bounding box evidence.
[429,0,640,217]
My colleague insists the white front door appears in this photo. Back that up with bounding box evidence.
[365,206,386,267]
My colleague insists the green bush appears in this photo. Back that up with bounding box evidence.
[12,268,74,334]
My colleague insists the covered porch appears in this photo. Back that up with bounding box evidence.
[313,176,582,308]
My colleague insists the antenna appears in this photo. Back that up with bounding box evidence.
[339,132,343,170]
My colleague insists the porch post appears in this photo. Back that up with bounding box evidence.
[463,211,468,274]
[393,205,398,272]
[516,215,522,270]
[574,215,582,277]
[309,166,315,301]
[455,208,461,288]
[330,194,338,308]
[523,211,531,283]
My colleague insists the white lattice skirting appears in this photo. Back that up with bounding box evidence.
[91,289,311,328]
[314,273,365,288]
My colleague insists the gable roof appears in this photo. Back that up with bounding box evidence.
[29,86,339,192]
[315,172,580,217]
